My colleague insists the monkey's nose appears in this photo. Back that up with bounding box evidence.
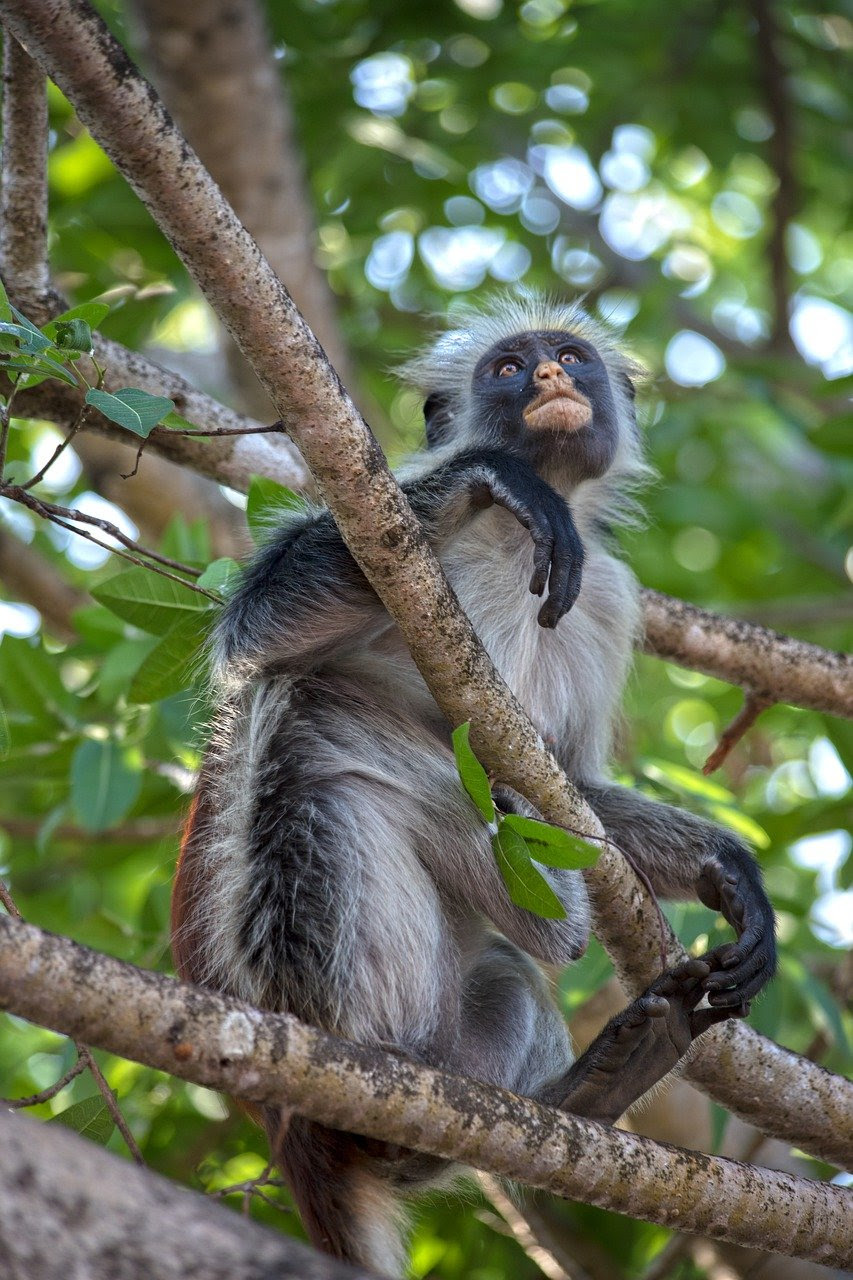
[534,360,566,381]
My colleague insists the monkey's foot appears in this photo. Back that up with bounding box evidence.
[552,958,735,1124]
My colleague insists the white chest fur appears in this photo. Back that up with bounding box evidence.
[442,506,640,777]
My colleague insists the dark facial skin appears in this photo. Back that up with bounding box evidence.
[471,330,620,480]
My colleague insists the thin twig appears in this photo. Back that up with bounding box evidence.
[0,877,21,919]
[639,1234,694,1280]
[478,1172,586,1280]
[208,1165,292,1217]
[1,485,222,600]
[2,1057,87,1108]
[0,383,19,480]
[121,419,287,479]
[75,1044,145,1165]
[21,398,90,491]
[703,693,774,775]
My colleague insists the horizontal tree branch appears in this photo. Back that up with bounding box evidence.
[0,1109,372,1280]
[1,313,309,493]
[1,918,850,1268]
[5,0,849,1171]
[641,589,852,718]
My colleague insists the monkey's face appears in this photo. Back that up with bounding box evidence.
[471,329,621,479]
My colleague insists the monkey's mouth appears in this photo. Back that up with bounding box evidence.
[523,383,592,432]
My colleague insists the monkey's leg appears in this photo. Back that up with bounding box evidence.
[578,782,776,1008]
[542,958,733,1124]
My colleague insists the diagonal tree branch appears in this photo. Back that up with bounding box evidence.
[3,0,850,1173]
[0,1109,372,1280]
[0,917,850,1267]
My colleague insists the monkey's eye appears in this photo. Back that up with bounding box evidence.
[558,348,583,365]
[495,359,522,378]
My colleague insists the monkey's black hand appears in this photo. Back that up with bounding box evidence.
[475,462,584,628]
[697,854,777,1009]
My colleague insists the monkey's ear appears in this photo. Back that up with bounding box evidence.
[423,392,456,449]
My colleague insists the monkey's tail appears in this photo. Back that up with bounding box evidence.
[268,1111,407,1278]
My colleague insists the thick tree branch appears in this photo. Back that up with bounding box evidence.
[0,918,850,1267]
[0,35,48,294]
[1,322,309,492]
[4,0,850,1171]
[640,589,851,718]
[0,1110,372,1280]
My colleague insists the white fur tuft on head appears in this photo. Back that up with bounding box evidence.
[398,290,644,400]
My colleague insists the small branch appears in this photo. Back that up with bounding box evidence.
[2,485,222,599]
[0,878,20,918]
[703,692,775,774]
[120,418,287,480]
[0,917,851,1267]
[0,1110,370,1280]
[478,1172,586,1280]
[0,816,175,842]
[75,1043,145,1165]
[640,1235,694,1280]
[20,398,90,490]
[0,37,49,294]
[3,1056,87,1108]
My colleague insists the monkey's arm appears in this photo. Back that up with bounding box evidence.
[215,450,584,675]
[578,782,776,1007]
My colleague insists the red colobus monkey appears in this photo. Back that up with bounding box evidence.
[173,295,776,1276]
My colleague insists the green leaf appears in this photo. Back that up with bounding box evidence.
[85,387,174,437]
[70,738,142,832]
[0,636,79,724]
[128,609,215,703]
[0,352,79,386]
[51,1095,115,1146]
[93,566,212,635]
[451,722,495,823]
[492,825,566,918]
[0,276,11,323]
[246,474,306,543]
[42,302,110,337]
[196,557,241,595]
[52,318,93,353]
[0,321,52,355]
[0,697,8,759]
[501,812,600,868]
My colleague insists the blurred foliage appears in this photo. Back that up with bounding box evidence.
[0,0,851,1277]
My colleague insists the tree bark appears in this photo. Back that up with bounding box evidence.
[1,917,850,1268]
[0,1109,373,1280]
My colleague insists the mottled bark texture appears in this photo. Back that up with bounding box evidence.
[641,589,851,718]
[0,36,48,294]
[1,918,851,1268]
[2,0,850,1171]
[0,1109,373,1280]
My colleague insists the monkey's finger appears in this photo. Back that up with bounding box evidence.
[529,530,554,597]
[538,545,582,627]
[706,948,774,1005]
[689,1005,746,1037]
